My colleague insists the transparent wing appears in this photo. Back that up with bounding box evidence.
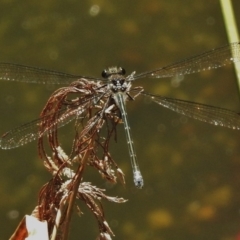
[0,63,102,84]
[134,42,240,79]
[0,105,87,149]
[141,92,240,130]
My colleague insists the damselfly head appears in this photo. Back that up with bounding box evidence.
[101,67,126,78]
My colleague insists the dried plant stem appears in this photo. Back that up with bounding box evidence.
[219,0,240,93]
[51,196,67,240]
[62,147,91,240]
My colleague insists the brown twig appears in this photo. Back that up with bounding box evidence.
[62,148,91,240]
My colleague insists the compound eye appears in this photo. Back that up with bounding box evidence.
[101,69,108,78]
[120,67,126,75]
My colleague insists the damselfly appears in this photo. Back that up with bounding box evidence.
[0,42,240,188]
